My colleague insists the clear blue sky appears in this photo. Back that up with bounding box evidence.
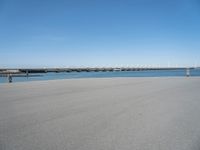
[0,0,200,68]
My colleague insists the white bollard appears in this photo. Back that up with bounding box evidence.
[186,68,190,77]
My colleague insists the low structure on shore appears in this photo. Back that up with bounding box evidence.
[0,67,195,74]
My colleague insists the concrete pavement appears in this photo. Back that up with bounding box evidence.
[0,77,200,150]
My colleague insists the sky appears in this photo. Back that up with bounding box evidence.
[0,0,200,68]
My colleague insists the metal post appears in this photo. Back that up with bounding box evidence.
[26,70,29,77]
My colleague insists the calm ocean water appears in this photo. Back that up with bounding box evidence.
[0,69,200,84]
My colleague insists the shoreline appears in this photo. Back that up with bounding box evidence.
[0,76,200,85]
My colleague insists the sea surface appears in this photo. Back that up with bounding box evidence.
[0,69,200,84]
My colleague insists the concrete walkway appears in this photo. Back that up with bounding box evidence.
[0,77,200,150]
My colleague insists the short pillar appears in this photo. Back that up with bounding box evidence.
[8,74,12,83]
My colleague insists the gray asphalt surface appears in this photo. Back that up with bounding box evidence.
[0,77,200,150]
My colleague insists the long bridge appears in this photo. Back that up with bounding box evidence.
[0,67,198,83]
